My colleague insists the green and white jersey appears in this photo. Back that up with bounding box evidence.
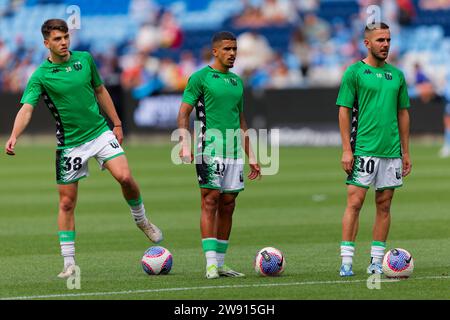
[182,66,244,159]
[336,61,410,158]
[21,51,109,149]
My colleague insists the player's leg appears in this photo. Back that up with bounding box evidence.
[57,182,78,278]
[200,188,221,279]
[439,108,450,158]
[367,189,395,274]
[340,185,368,276]
[103,155,163,243]
[216,192,244,277]
[368,158,402,274]
[215,159,245,277]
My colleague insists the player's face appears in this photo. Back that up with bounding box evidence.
[213,40,237,69]
[44,30,70,58]
[365,29,391,61]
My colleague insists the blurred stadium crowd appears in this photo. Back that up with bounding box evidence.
[1,0,450,102]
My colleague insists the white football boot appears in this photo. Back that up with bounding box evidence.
[137,219,163,244]
[57,264,77,279]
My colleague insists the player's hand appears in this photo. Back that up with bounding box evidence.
[402,153,412,177]
[179,147,193,163]
[113,126,123,145]
[248,163,261,180]
[341,150,354,175]
[5,136,17,156]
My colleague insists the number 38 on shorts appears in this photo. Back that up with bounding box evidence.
[346,156,403,191]
[55,131,124,185]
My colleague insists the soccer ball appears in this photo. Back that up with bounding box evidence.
[141,246,173,275]
[254,247,285,276]
[382,248,414,278]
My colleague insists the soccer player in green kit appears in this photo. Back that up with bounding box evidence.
[177,31,261,279]
[4,19,163,278]
[337,22,412,276]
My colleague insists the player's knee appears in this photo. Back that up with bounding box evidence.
[347,200,363,213]
[59,198,76,213]
[117,173,134,189]
[376,200,391,215]
[223,200,236,212]
[202,195,219,212]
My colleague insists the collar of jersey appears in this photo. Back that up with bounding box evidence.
[46,51,74,66]
[360,60,390,71]
[208,65,230,74]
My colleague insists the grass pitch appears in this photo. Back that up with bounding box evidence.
[0,141,449,300]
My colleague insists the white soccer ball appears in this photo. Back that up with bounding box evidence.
[141,246,173,275]
[382,248,414,278]
[254,247,286,276]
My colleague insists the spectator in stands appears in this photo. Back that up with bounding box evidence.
[130,0,160,25]
[234,31,273,76]
[289,27,312,78]
[199,46,214,68]
[0,0,20,18]
[135,21,161,54]
[101,54,127,135]
[121,52,163,99]
[419,0,450,10]
[159,11,183,49]
[268,52,302,88]
[413,62,436,103]
[0,40,11,70]
[5,54,35,92]
[260,0,298,26]
[158,57,184,91]
[233,0,266,28]
[397,0,416,25]
[294,0,319,13]
[179,50,197,85]
[303,13,331,44]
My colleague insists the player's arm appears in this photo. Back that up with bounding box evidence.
[177,102,194,163]
[94,84,123,145]
[338,106,354,175]
[398,108,412,177]
[5,104,35,156]
[240,112,261,180]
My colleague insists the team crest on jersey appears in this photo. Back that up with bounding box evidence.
[224,78,238,86]
[73,61,83,71]
[384,72,393,80]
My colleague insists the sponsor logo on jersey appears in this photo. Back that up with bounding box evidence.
[364,69,372,75]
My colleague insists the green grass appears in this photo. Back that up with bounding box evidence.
[0,142,449,300]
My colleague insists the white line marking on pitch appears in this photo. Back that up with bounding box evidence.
[1,275,449,300]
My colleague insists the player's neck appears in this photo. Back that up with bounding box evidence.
[210,61,229,73]
[49,52,71,64]
[363,56,386,68]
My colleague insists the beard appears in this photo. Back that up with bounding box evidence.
[372,49,389,61]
